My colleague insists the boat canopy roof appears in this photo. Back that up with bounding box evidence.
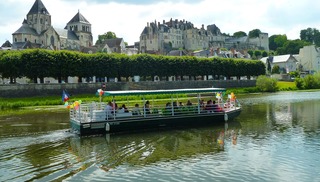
[99,88,226,96]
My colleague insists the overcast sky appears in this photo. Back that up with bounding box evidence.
[1,0,320,45]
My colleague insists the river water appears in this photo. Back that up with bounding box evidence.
[0,91,320,182]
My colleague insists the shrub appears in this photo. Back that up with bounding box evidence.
[256,75,278,92]
[294,78,304,89]
[303,75,319,89]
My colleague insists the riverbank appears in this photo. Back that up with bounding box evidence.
[0,81,298,116]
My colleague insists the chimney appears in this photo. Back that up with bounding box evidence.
[202,24,204,29]
[147,22,149,27]
[163,20,165,24]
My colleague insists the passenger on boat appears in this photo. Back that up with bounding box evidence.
[186,100,192,106]
[132,104,141,115]
[199,99,205,110]
[112,102,118,110]
[205,100,213,111]
[144,100,151,114]
[179,102,184,107]
[120,104,129,113]
[105,101,113,117]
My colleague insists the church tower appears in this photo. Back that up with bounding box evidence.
[65,11,93,47]
[26,0,51,34]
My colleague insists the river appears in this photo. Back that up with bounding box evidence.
[0,91,320,182]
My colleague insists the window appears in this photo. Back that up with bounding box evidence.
[15,38,17,42]
[25,38,27,42]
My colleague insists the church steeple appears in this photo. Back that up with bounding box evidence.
[26,0,51,34]
[65,10,93,47]
[27,0,50,15]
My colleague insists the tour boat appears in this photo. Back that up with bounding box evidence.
[69,88,241,135]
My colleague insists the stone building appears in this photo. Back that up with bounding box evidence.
[12,0,93,51]
[140,18,269,55]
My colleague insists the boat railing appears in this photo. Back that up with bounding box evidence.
[70,101,240,123]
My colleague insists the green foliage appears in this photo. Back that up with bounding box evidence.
[277,39,311,55]
[303,75,319,89]
[233,31,247,37]
[294,78,304,89]
[294,73,320,90]
[271,65,280,74]
[262,51,268,57]
[256,75,278,92]
[248,29,262,38]
[269,34,287,51]
[247,50,254,57]
[254,50,262,58]
[0,49,266,83]
[300,27,320,47]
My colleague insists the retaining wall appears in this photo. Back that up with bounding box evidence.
[0,80,256,98]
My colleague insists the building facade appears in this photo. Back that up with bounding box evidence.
[297,45,320,73]
[140,19,269,55]
[12,0,93,51]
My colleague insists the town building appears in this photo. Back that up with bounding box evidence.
[261,54,298,74]
[140,19,269,55]
[297,45,320,73]
[12,0,93,51]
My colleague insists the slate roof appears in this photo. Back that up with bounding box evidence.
[12,20,38,35]
[67,11,90,24]
[12,41,42,49]
[27,0,50,15]
[103,38,123,48]
[55,28,79,40]
[1,40,12,48]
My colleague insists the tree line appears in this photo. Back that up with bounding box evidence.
[0,49,265,83]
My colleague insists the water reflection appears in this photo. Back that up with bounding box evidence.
[0,91,320,181]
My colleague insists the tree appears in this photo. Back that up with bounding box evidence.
[271,65,280,74]
[248,29,262,38]
[96,31,117,44]
[269,34,287,51]
[277,39,310,55]
[233,31,247,37]
[300,27,320,47]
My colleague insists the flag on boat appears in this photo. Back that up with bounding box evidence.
[62,90,70,103]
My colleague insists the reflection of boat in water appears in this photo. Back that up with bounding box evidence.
[69,88,241,135]
[68,121,242,169]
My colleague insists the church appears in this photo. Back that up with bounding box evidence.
[12,0,93,51]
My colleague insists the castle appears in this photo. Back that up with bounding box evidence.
[12,0,93,51]
[139,19,269,55]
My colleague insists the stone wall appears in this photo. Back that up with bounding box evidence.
[0,80,256,98]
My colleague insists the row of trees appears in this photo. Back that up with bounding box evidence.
[0,49,266,83]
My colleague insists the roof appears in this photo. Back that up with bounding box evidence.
[27,0,50,15]
[67,11,90,24]
[54,28,79,40]
[103,38,123,48]
[12,41,42,49]
[260,55,298,64]
[12,22,38,35]
[99,88,226,96]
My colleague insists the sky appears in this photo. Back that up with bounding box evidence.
[1,0,320,46]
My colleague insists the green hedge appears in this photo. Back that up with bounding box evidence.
[0,49,266,83]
